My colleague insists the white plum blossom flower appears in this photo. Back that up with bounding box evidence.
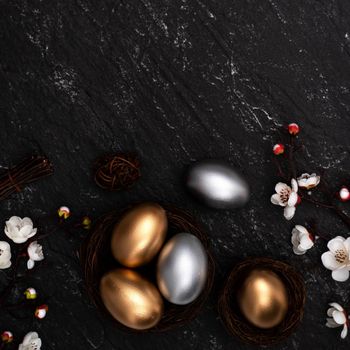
[326,302,349,339]
[321,236,350,282]
[291,225,314,255]
[27,241,44,270]
[297,173,320,190]
[271,179,299,220]
[0,241,12,269]
[18,332,42,350]
[4,216,37,244]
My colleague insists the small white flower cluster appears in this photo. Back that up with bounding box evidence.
[291,225,314,255]
[0,216,44,270]
[326,303,349,339]
[321,236,350,282]
[271,173,320,221]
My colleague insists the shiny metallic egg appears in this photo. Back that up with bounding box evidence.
[238,269,289,329]
[100,268,164,330]
[185,159,250,209]
[111,202,167,267]
[157,233,208,305]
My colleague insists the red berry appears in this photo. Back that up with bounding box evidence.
[288,123,300,135]
[273,143,285,155]
[339,187,350,202]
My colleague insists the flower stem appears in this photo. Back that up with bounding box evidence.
[288,135,297,180]
[273,157,287,180]
[301,196,334,209]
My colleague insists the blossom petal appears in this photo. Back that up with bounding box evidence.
[329,303,344,312]
[328,239,346,254]
[321,252,341,270]
[341,325,348,339]
[332,310,347,325]
[0,259,11,269]
[295,225,308,234]
[22,332,38,346]
[291,178,298,192]
[275,182,288,193]
[0,241,10,250]
[327,307,336,317]
[21,217,33,227]
[288,192,298,206]
[299,235,314,250]
[343,237,350,253]
[19,225,33,238]
[271,194,283,206]
[297,179,307,188]
[291,231,299,246]
[4,225,15,240]
[11,236,29,244]
[332,268,350,282]
[284,206,296,220]
[27,259,35,270]
[326,318,341,328]
[7,216,22,226]
[27,228,37,239]
[293,246,306,255]
[314,176,320,186]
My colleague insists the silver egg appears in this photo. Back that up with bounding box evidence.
[157,233,208,305]
[185,159,250,209]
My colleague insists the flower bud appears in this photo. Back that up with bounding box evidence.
[288,123,300,135]
[1,331,13,343]
[82,216,91,230]
[58,206,70,219]
[35,304,48,319]
[24,287,37,300]
[339,187,350,202]
[273,143,285,155]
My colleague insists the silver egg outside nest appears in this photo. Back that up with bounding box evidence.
[185,159,250,209]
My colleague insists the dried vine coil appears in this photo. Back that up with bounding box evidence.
[94,153,140,191]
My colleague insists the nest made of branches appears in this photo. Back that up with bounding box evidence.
[218,257,305,346]
[80,204,215,332]
[94,153,140,191]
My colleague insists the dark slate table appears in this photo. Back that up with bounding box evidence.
[1,1,350,349]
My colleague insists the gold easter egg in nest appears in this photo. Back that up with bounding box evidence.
[238,269,288,329]
[111,202,167,267]
[100,268,163,330]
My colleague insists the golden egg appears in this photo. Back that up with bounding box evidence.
[111,202,167,267]
[238,269,288,329]
[100,268,163,330]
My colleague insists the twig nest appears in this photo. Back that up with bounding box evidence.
[218,257,305,346]
[94,153,140,191]
[80,204,215,332]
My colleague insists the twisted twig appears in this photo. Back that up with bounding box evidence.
[0,155,53,201]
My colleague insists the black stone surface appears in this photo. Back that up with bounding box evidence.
[1,1,350,349]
